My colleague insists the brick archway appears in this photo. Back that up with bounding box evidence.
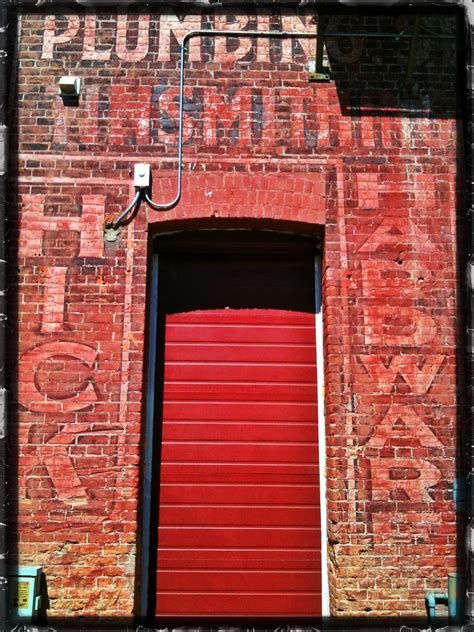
[145,170,329,227]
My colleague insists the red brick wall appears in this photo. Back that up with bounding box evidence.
[12,7,462,619]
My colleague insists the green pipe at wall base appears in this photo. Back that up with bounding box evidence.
[425,591,448,624]
[426,574,466,626]
[448,572,466,624]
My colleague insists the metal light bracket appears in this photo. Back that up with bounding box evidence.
[308,59,331,82]
[309,14,331,82]
[400,15,422,98]
[308,14,454,94]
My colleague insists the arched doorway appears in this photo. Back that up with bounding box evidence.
[140,230,327,622]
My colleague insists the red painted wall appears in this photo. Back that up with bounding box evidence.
[12,7,462,620]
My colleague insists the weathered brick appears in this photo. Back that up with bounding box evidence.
[10,5,462,623]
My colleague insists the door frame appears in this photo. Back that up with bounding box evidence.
[315,255,329,616]
[138,231,329,622]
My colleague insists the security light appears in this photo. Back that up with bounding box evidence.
[58,76,81,99]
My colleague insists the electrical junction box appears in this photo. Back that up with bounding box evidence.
[134,163,151,189]
[8,566,42,623]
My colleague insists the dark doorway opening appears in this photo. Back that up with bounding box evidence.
[143,231,323,623]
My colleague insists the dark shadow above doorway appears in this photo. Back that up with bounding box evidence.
[154,230,322,315]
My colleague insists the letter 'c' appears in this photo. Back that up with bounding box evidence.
[18,341,98,413]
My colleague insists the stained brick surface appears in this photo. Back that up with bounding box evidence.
[10,7,463,621]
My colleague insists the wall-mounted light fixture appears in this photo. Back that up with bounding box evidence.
[58,76,81,103]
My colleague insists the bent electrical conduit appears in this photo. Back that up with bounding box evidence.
[107,28,318,229]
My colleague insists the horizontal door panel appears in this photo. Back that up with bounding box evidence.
[166,325,315,346]
[157,526,321,548]
[162,402,317,422]
[162,422,318,444]
[157,548,321,570]
[159,484,320,505]
[156,570,322,592]
[159,505,321,527]
[165,344,316,364]
[169,311,316,326]
[164,382,316,402]
[161,443,318,464]
[160,463,319,484]
[165,364,316,383]
[155,592,322,616]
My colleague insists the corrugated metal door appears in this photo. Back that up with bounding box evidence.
[153,235,321,618]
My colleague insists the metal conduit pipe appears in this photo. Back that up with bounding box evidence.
[319,31,455,38]
[426,591,448,626]
[109,24,456,230]
[425,574,466,627]
[107,190,141,230]
[449,572,466,624]
[108,28,319,230]
[143,28,318,212]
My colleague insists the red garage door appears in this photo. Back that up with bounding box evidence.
[153,235,322,618]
